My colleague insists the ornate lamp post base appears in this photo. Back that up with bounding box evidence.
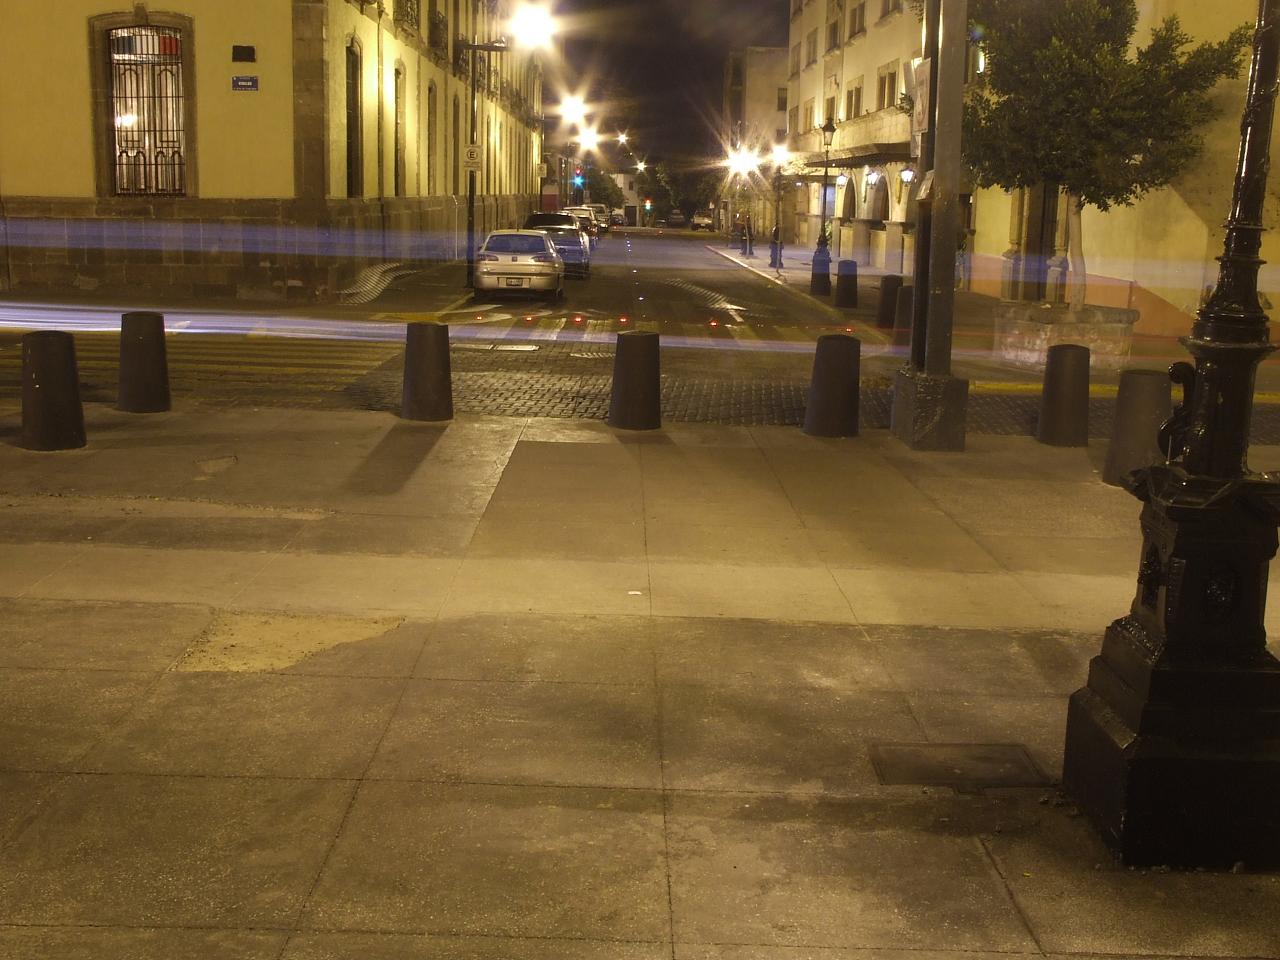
[1064,466,1280,867]
[889,367,969,450]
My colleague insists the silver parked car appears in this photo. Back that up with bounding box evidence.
[474,230,564,299]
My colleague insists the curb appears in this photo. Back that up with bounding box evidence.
[705,245,890,345]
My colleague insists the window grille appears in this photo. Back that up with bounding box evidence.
[108,26,186,196]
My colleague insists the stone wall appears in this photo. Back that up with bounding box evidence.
[0,193,536,302]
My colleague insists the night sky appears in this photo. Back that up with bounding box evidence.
[557,0,788,166]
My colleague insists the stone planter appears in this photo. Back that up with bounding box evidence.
[994,301,1139,371]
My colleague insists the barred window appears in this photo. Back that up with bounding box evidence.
[108,26,186,196]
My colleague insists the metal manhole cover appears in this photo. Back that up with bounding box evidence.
[869,742,1047,790]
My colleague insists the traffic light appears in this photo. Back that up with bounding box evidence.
[572,175,585,188]
[644,199,652,211]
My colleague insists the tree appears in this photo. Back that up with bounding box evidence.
[964,0,1249,309]
[585,166,625,211]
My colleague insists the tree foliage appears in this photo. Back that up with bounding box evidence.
[964,0,1250,212]
[585,166,625,210]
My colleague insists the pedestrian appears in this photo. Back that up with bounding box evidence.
[745,217,755,257]
[771,223,783,270]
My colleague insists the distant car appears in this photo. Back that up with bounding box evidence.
[691,212,714,231]
[524,212,578,231]
[610,211,626,226]
[584,203,611,232]
[541,225,591,278]
[667,210,687,227]
[474,229,564,300]
[562,207,601,249]
[525,212,592,256]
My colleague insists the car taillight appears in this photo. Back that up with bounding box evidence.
[476,253,499,262]
[532,254,556,263]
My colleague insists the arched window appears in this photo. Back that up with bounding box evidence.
[345,39,363,198]
[393,64,406,198]
[452,96,461,195]
[427,83,438,195]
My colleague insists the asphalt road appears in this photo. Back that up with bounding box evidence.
[7,229,1280,435]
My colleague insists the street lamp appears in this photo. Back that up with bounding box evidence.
[768,144,791,269]
[1061,0,1280,868]
[811,115,837,295]
[462,3,559,287]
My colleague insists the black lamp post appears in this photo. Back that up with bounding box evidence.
[1062,0,1280,868]
[810,115,837,296]
[771,167,784,269]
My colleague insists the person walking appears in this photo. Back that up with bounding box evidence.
[745,216,755,257]
[771,223,783,270]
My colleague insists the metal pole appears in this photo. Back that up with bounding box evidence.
[1175,0,1280,478]
[923,0,967,376]
[465,29,478,286]
[909,0,942,371]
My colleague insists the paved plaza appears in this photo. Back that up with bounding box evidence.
[2,400,1279,958]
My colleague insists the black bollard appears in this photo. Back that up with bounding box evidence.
[803,334,861,438]
[876,274,903,329]
[401,323,454,421]
[834,260,859,308]
[1036,343,1091,446]
[810,249,832,296]
[1102,368,1173,486]
[118,311,171,413]
[21,331,86,451]
[891,285,914,347]
[608,330,661,430]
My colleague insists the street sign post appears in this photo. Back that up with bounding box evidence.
[463,146,482,172]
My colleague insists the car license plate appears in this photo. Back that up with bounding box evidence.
[505,278,524,287]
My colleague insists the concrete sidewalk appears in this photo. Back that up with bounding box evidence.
[2,399,1279,958]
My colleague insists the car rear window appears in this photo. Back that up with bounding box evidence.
[484,234,549,254]
[526,215,575,226]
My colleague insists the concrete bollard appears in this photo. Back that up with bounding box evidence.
[892,285,915,347]
[21,331,86,451]
[401,323,454,421]
[1103,368,1173,486]
[608,330,661,430]
[1037,343,1091,446]
[834,260,859,308]
[803,334,861,438]
[876,274,903,329]
[118,311,171,413]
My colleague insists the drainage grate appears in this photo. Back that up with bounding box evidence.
[870,742,1048,790]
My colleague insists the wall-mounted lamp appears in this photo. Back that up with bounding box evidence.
[896,166,916,202]
[836,174,849,187]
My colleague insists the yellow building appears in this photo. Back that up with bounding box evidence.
[0,0,545,300]
[778,0,1277,338]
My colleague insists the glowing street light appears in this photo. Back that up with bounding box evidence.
[725,146,761,178]
[636,161,647,172]
[559,94,588,128]
[771,144,792,167]
[617,133,629,145]
[508,3,557,50]
[578,127,602,152]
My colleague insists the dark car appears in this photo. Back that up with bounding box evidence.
[524,212,579,230]
[541,225,591,278]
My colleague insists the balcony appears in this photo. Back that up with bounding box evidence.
[453,38,469,79]
[428,11,448,60]
[394,0,420,32]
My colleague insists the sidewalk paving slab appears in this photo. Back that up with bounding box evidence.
[2,403,1279,957]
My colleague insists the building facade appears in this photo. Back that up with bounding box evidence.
[0,0,544,301]
[777,0,1280,337]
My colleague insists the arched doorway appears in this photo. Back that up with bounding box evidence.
[451,96,460,195]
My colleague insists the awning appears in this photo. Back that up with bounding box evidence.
[803,142,913,169]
